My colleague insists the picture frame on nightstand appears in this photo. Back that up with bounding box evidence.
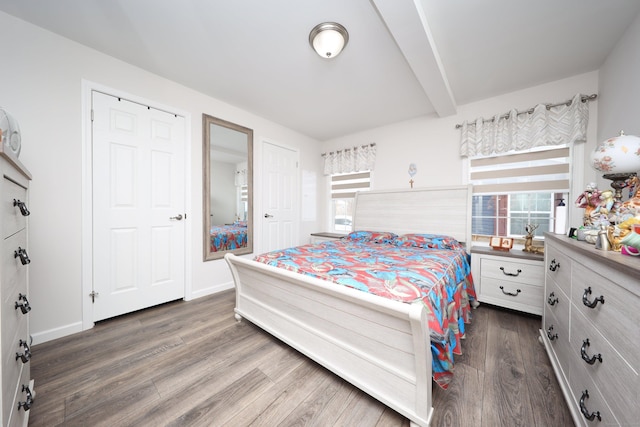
[490,236,513,251]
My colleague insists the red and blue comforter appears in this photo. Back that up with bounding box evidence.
[210,224,247,252]
[254,232,477,389]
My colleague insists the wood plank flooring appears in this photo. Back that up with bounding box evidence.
[28,290,573,426]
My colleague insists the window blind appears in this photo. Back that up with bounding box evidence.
[470,146,570,195]
[331,171,370,199]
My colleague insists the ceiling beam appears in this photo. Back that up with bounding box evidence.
[372,0,457,117]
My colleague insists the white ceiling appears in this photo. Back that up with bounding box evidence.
[1,0,639,140]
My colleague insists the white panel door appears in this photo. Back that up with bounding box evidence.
[92,92,185,321]
[262,141,298,252]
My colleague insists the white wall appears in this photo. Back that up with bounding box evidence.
[321,72,600,233]
[597,11,640,191]
[0,11,322,343]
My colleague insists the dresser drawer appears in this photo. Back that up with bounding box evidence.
[570,308,638,425]
[480,257,543,286]
[1,230,28,295]
[478,277,543,314]
[543,275,568,321]
[545,245,571,296]
[571,263,640,369]
[7,375,32,427]
[542,302,571,379]
[2,177,28,239]
[570,361,621,427]
[2,332,28,427]
[2,288,29,372]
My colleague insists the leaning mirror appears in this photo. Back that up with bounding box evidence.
[203,114,253,261]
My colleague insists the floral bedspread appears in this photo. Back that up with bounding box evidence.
[210,224,247,252]
[254,236,477,389]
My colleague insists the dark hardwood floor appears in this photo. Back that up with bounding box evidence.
[29,290,573,426]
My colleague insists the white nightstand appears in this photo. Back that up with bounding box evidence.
[471,245,544,315]
[310,232,346,244]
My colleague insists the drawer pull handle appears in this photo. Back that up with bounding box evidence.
[16,339,31,364]
[18,384,34,411]
[580,339,603,365]
[547,292,559,306]
[499,267,521,277]
[14,247,31,265]
[546,325,558,341]
[13,199,30,216]
[14,293,31,314]
[579,390,601,422]
[549,259,560,271]
[499,286,521,297]
[582,287,604,308]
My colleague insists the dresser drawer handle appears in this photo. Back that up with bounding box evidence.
[582,287,604,308]
[499,286,521,297]
[15,339,31,364]
[17,384,34,412]
[549,259,560,271]
[547,292,559,306]
[579,390,601,422]
[580,339,603,365]
[14,293,31,314]
[546,325,558,341]
[14,247,31,265]
[13,199,30,216]
[499,266,521,277]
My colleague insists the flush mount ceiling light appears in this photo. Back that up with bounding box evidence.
[309,22,349,59]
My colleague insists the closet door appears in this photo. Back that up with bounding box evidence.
[91,91,186,321]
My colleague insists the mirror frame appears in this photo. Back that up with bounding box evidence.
[202,113,253,261]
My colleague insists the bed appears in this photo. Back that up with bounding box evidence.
[210,221,248,252]
[225,185,474,426]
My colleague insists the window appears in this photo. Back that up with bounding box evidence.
[330,171,371,232]
[470,146,570,239]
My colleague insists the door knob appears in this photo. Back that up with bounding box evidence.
[264,213,273,218]
[169,214,183,220]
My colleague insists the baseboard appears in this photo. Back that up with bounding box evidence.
[31,321,83,346]
[188,281,234,300]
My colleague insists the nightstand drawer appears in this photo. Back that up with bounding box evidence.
[480,277,543,314]
[480,257,543,286]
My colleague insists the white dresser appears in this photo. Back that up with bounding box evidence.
[470,245,544,315]
[0,148,34,427]
[541,233,639,427]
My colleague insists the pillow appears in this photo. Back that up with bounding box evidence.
[343,230,397,244]
[233,220,248,227]
[393,233,464,251]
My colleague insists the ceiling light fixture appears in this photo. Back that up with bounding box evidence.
[309,22,349,59]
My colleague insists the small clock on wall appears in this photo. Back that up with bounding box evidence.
[490,236,514,251]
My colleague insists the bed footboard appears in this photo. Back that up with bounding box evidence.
[225,253,434,426]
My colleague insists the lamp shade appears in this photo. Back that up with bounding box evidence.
[591,131,640,173]
[309,22,349,58]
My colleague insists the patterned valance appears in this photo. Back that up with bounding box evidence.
[322,143,376,175]
[460,93,591,158]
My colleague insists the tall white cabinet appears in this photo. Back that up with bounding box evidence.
[0,147,34,427]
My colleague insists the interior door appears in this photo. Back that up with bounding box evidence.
[262,141,298,252]
[91,91,185,321]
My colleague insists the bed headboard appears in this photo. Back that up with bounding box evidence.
[353,185,473,249]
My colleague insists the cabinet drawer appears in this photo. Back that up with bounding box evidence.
[479,277,543,314]
[480,257,543,286]
[545,245,571,296]
[570,309,637,425]
[2,177,28,239]
[571,264,640,369]
[8,376,32,427]
[2,334,28,427]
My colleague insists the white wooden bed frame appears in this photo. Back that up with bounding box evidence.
[225,185,472,426]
